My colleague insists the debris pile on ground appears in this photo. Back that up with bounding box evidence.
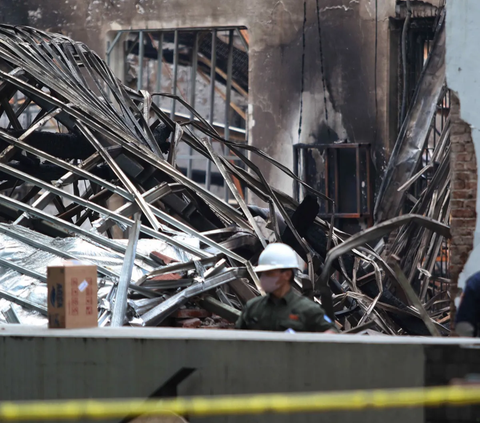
[0,23,451,335]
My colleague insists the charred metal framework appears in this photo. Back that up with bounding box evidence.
[106,28,249,202]
[397,10,451,299]
[408,88,451,300]
[377,10,451,320]
[0,25,453,335]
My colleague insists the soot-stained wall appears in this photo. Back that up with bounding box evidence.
[0,1,438,200]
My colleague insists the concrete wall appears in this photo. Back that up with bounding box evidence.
[2,326,480,423]
[446,2,480,309]
[0,325,429,423]
[0,0,407,199]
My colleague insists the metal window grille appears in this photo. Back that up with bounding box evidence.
[293,143,374,232]
[106,28,249,203]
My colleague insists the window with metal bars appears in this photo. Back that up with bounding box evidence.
[106,28,249,203]
[293,143,374,234]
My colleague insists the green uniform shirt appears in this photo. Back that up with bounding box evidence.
[235,289,338,333]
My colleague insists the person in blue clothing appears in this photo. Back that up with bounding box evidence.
[455,272,480,337]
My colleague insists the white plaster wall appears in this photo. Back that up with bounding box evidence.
[446,1,480,294]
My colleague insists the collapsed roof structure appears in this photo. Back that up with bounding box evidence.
[0,22,451,335]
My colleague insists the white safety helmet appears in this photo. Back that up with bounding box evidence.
[254,243,300,273]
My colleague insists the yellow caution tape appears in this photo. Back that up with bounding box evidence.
[1,386,480,420]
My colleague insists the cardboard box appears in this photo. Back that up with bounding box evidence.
[47,261,98,329]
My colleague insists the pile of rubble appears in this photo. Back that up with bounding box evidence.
[0,22,451,335]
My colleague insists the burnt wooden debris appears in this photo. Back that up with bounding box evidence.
[0,25,452,335]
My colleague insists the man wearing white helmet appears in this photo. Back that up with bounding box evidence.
[235,243,338,333]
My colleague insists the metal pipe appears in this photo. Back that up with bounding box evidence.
[400,0,412,126]
[334,148,339,211]
[206,30,217,191]
[0,256,47,282]
[293,146,299,201]
[170,30,179,120]
[106,31,123,68]
[106,40,111,67]
[301,148,307,201]
[0,287,47,316]
[186,32,199,180]
[111,214,141,327]
[223,30,234,202]
[356,146,361,215]
[325,149,330,213]
[137,31,145,91]
[155,32,163,107]
[366,146,372,217]
[297,148,304,202]
[123,34,128,82]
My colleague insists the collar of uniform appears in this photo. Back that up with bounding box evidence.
[266,287,296,305]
